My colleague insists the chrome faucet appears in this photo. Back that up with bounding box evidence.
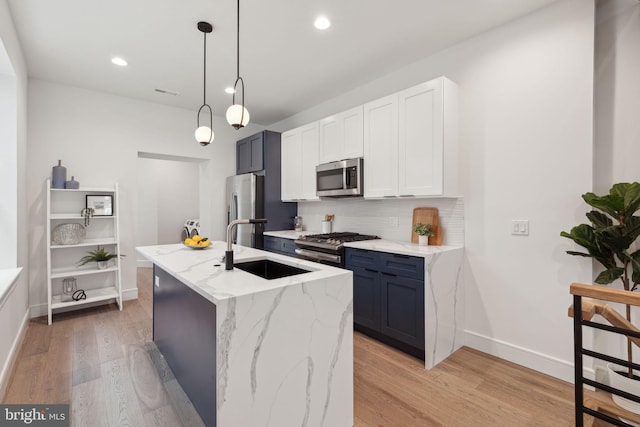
[225,218,267,270]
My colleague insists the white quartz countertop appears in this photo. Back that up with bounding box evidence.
[136,242,350,305]
[263,230,317,239]
[343,239,463,258]
[0,267,23,308]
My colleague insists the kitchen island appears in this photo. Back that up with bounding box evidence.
[137,243,353,427]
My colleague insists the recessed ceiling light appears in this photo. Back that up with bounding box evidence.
[111,57,128,67]
[225,87,236,94]
[314,16,331,30]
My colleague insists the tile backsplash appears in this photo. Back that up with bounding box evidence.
[297,197,464,246]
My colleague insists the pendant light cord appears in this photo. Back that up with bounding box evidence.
[203,30,207,105]
[236,0,240,80]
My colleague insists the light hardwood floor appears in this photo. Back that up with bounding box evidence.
[3,268,579,426]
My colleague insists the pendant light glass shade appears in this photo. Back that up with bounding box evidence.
[228,0,249,129]
[196,21,214,146]
[226,104,250,129]
[195,126,214,145]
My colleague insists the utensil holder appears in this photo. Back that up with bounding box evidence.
[322,221,332,233]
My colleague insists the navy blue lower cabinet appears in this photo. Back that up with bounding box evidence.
[351,266,381,330]
[263,235,297,257]
[263,236,281,253]
[380,272,425,350]
[345,248,425,359]
[153,265,216,427]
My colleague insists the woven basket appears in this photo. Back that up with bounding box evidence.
[52,223,86,245]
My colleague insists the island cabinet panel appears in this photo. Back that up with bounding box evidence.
[153,265,216,427]
[345,248,425,358]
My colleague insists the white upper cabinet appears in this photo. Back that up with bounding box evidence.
[363,94,399,198]
[364,76,458,198]
[281,129,302,201]
[281,122,320,202]
[319,106,363,164]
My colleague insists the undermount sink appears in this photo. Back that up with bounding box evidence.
[234,259,311,280]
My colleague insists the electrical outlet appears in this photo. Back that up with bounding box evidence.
[511,220,529,236]
[155,276,160,287]
[389,216,399,227]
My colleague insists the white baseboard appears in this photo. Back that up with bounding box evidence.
[122,287,138,301]
[464,330,590,383]
[0,308,29,401]
[137,259,152,268]
[30,287,139,318]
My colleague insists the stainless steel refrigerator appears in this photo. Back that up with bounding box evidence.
[226,173,265,248]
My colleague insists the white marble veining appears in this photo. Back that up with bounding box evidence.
[137,243,353,427]
[344,240,464,370]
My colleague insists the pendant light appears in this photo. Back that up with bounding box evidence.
[226,0,250,129]
[195,21,214,146]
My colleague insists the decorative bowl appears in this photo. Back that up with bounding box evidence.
[183,243,211,250]
[52,223,86,245]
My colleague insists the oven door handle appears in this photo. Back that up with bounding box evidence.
[294,248,341,264]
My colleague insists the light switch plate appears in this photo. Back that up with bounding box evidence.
[154,276,159,287]
[511,220,529,236]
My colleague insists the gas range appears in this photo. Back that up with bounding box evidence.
[294,232,379,267]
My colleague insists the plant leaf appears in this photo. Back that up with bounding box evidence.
[623,182,640,218]
[583,192,622,218]
[595,268,625,285]
[565,251,592,257]
[586,210,613,228]
[631,250,640,285]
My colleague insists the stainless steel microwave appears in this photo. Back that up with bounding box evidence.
[316,158,363,197]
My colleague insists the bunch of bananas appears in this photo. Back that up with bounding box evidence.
[184,235,210,247]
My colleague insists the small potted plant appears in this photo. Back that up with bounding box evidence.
[413,223,435,246]
[78,246,123,270]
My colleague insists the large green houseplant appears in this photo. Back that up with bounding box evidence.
[561,182,640,384]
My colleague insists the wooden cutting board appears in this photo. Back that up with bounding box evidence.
[411,207,442,245]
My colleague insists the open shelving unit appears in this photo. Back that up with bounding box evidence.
[45,179,122,324]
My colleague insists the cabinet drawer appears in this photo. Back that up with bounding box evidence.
[281,239,297,256]
[264,236,298,257]
[379,252,424,281]
[263,236,282,253]
[345,248,380,270]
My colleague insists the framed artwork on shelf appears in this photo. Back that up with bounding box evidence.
[86,195,113,216]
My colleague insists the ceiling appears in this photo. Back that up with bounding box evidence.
[7,0,560,126]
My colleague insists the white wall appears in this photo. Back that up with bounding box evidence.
[27,80,238,315]
[595,0,640,192]
[272,0,595,382]
[0,0,30,399]
[135,156,200,257]
[0,73,16,268]
[592,0,640,369]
